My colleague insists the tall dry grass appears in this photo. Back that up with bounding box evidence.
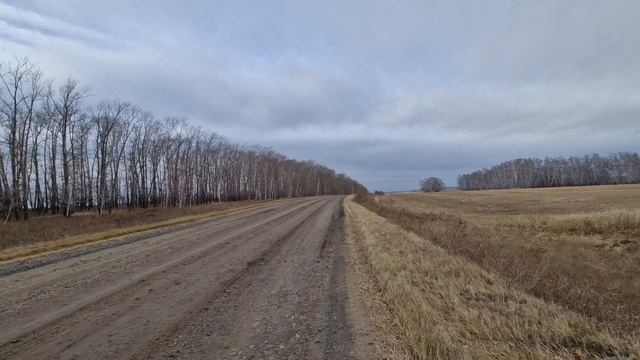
[345,199,639,359]
[354,185,640,338]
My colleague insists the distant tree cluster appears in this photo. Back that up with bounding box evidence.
[457,152,640,190]
[420,177,445,192]
[0,57,367,221]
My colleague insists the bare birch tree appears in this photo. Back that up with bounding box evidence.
[0,57,368,221]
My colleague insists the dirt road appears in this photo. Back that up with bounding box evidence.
[0,196,376,359]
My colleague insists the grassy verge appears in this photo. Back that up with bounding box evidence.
[345,198,639,359]
[0,200,283,264]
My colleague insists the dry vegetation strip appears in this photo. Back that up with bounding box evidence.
[354,185,640,338]
[345,198,639,359]
[0,200,282,263]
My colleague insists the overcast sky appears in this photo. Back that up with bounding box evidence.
[1,1,639,191]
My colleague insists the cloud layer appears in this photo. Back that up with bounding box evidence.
[1,0,639,190]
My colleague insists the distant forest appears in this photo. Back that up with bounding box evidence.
[458,152,640,190]
[0,58,367,221]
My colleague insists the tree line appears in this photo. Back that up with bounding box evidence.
[457,152,640,190]
[0,57,367,221]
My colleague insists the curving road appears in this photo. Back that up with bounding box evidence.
[0,196,376,359]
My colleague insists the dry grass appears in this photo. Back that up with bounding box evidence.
[498,209,640,237]
[386,185,640,217]
[355,184,640,338]
[0,200,279,263]
[345,198,639,359]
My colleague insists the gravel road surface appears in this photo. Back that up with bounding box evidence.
[0,196,377,359]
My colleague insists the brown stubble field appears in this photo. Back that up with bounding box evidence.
[349,184,640,359]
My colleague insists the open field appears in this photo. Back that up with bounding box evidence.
[353,185,640,343]
[345,198,639,359]
[0,196,377,359]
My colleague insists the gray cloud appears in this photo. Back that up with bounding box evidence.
[1,0,639,191]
